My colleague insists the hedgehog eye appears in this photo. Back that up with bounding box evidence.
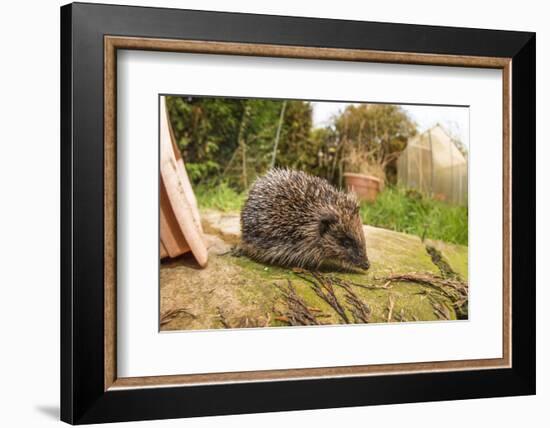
[319,213,337,236]
[340,236,354,248]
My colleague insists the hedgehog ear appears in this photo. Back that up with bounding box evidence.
[319,212,337,236]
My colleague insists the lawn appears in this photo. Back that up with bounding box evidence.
[194,183,468,245]
[359,187,468,245]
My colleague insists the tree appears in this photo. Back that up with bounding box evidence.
[273,101,315,171]
[166,96,315,191]
[441,120,468,158]
[166,97,417,191]
[334,104,417,184]
[166,96,245,182]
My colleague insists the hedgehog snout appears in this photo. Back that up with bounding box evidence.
[341,245,370,270]
[349,251,370,270]
[358,258,370,270]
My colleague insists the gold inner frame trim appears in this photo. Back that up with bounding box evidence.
[104,35,512,391]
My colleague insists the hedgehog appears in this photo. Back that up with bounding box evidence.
[239,168,370,271]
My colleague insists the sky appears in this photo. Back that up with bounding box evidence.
[311,101,469,148]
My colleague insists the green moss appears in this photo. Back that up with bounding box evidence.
[214,228,462,326]
[232,255,455,325]
[364,226,440,274]
[425,239,468,280]
[161,214,467,331]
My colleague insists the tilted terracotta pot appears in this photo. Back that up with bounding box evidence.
[159,96,208,267]
[343,173,381,202]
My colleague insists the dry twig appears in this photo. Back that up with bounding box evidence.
[332,278,371,323]
[216,306,232,328]
[394,308,407,322]
[275,280,322,326]
[382,272,467,297]
[381,272,468,319]
[308,272,350,324]
[160,308,196,326]
[293,270,375,324]
[387,295,396,323]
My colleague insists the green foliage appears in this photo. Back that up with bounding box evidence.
[274,101,315,170]
[166,96,246,183]
[309,126,339,181]
[194,182,247,212]
[166,97,417,190]
[334,104,417,183]
[166,96,315,191]
[166,96,466,245]
[360,187,468,245]
[185,161,221,181]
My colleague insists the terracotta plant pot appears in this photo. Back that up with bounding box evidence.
[159,96,208,267]
[343,173,381,202]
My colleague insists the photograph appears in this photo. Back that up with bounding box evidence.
[159,95,469,331]
[55,2,536,424]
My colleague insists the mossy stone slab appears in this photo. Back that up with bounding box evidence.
[160,211,466,331]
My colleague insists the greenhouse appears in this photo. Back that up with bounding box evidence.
[397,124,468,205]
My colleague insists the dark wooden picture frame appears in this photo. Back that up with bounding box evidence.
[61,2,535,424]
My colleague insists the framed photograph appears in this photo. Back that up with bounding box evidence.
[61,2,535,424]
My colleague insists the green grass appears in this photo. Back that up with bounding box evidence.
[194,182,468,245]
[359,187,468,245]
[195,182,247,212]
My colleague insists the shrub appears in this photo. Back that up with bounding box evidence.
[195,182,247,212]
[359,187,468,245]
